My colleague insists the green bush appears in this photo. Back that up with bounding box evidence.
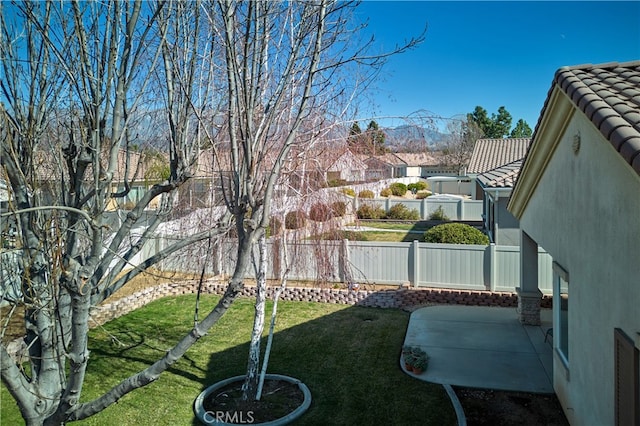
[385,204,420,220]
[423,223,489,245]
[415,191,431,199]
[380,188,392,197]
[428,206,450,221]
[356,204,386,220]
[389,182,407,196]
[407,182,428,192]
[358,190,375,199]
[327,179,347,187]
[331,201,347,217]
[341,187,356,197]
[285,210,307,229]
[309,203,333,222]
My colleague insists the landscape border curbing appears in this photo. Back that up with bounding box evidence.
[88,280,552,327]
[193,374,312,426]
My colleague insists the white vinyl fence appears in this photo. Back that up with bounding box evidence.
[353,197,483,221]
[151,238,553,295]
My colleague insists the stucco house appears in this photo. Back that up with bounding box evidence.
[476,159,522,245]
[363,152,407,180]
[467,137,530,199]
[467,138,530,245]
[508,61,640,426]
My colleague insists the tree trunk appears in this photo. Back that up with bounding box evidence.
[257,236,290,400]
[242,234,267,401]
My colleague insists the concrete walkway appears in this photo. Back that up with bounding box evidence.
[402,305,554,393]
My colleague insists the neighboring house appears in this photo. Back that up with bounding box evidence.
[477,159,522,245]
[467,138,530,199]
[363,153,407,179]
[507,61,640,426]
[394,152,458,178]
[320,148,367,183]
[105,149,167,211]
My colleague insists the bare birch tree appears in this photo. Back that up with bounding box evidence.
[205,0,424,401]
[1,0,423,423]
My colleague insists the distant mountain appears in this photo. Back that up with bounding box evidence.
[382,125,447,152]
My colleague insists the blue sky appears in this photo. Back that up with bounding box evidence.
[354,1,640,130]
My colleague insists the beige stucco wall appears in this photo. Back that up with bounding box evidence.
[518,111,640,425]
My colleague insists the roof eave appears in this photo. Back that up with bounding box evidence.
[508,86,575,219]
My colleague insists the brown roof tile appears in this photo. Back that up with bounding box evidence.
[541,61,640,175]
[467,138,531,174]
[477,159,523,189]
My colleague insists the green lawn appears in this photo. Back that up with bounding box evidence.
[354,231,426,242]
[348,221,432,232]
[1,295,456,425]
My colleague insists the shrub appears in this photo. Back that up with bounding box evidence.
[389,182,407,196]
[385,204,420,220]
[358,190,375,199]
[327,179,347,188]
[341,187,356,197]
[380,188,391,197]
[331,201,347,217]
[285,210,307,229]
[423,223,489,245]
[356,204,386,220]
[428,206,450,221]
[309,203,333,222]
[415,191,431,199]
[407,181,428,193]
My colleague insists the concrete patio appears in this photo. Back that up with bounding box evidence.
[402,305,553,393]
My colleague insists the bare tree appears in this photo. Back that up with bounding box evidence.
[1,0,423,423]
[441,115,482,174]
[206,0,424,401]
[0,2,230,424]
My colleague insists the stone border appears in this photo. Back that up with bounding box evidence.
[89,280,553,327]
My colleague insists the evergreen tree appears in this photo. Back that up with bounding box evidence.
[510,118,533,138]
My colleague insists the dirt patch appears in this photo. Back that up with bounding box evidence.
[454,387,568,426]
[202,378,305,424]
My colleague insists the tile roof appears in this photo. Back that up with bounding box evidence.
[467,138,531,174]
[477,159,523,189]
[394,152,442,166]
[365,153,407,166]
[535,60,640,175]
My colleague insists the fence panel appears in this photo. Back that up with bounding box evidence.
[425,200,460,221]
[143,235,554,294]
[463,200,483,220]
[495,245,520,292]
[419,243,487,290]
[348,241,411,285]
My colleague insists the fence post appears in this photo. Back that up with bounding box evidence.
[460,199,466,220]
[385,197,391,213]
[340,238,351,284]
[489,243,497,291]
[421,197,427,219]
[214,241,223,276]
[411,240,420,287]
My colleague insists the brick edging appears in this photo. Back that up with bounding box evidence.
[89,280,553,327]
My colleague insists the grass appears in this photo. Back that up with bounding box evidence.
[351,221,431,232]
[1,295,456,425]
[355,231,425,242]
